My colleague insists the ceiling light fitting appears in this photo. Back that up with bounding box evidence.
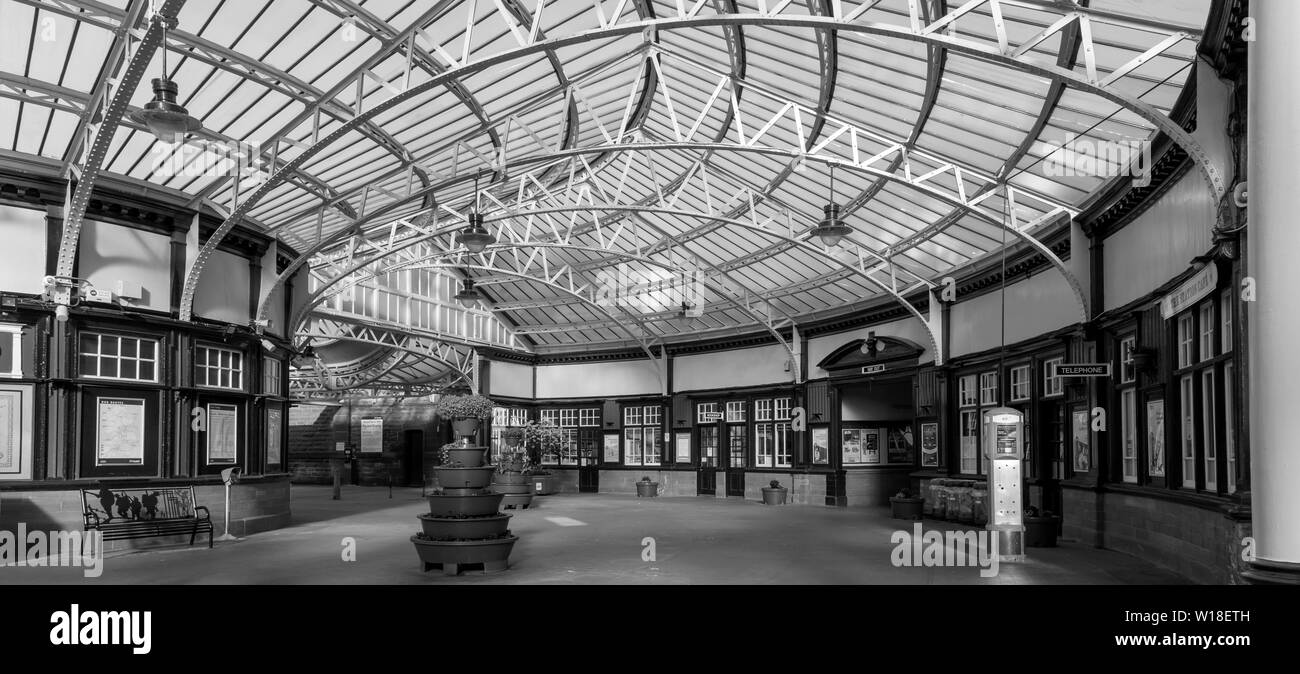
[812,163,851,247]
[127,15,201,143]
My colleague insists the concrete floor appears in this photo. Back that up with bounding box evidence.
[3,485,1188,585]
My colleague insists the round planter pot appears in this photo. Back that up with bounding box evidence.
[439,487,480,497]
[493,472,532,485]
[418,513,511,540]
[445,447,486,468]
[451,418,481,441]
[636,481,659,497]
[501,492,534,509]
[490,482,534,495]
[411,534,518,574]
[890,497,925,520]
[434,466,495,490]
[1025,516,1061,547]
[427,491,504,518]
[761,487,788,505]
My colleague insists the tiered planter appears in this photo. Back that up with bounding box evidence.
[490,471,535,509]
[411,438,518,575]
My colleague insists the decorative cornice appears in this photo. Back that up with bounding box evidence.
[0,168,300,260]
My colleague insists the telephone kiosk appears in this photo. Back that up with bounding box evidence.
[982,407,1026,561]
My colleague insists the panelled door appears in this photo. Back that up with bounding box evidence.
[697,424,718,495]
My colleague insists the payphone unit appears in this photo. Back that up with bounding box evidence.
[983,407,1025,561]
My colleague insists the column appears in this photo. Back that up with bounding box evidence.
[1246,0,1300,580]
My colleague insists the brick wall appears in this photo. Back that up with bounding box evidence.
[1063,487,1250,584]
[844,468,913,507]
[288,398,449,485]
[0,478,291,553]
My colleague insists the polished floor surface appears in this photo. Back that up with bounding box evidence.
[3,485,1188,585]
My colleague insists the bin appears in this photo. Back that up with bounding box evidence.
[971,484,988,525]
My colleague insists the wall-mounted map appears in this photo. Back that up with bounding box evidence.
[96,397,145,465]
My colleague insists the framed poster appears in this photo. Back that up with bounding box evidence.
[266,407,283,466]
[920,422,939,468]
[674,432,691,463]
[603,433,620,463]
[861,428,881,464]
[0,383,34,480]
[96,397,146,466]
[207,403,238,465]
[1146,399,1165,477]
[1072,407,1090,472]
[841,429,862,464]
[886,425,914,464]
[811,427,829,465]
[360,417,383,453]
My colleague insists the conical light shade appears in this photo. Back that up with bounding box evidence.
[812,203,851,246]
[128,78,201,143]
[456,212,495,253]
[455,279,483,307]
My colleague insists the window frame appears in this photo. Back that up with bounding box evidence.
[78,331,161,384]
[194,343,245,391]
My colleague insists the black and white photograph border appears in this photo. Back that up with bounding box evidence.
[0,0,1291,659]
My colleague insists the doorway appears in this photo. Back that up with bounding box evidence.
[402,429,424,487]
[697,425,718,495]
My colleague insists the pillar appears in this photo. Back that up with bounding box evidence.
[1245,1,1300,581]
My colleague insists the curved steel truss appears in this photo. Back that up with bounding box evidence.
[4,0,1218,395]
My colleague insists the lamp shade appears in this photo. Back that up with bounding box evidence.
[456,212,494,253]
[454,279,483,307]
[127,78,201,143]
[812,203,851,246]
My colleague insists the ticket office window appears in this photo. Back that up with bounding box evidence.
[1173,296,1235,494]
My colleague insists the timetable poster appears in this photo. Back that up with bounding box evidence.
[207,404,238,465]
[267,407,283,466]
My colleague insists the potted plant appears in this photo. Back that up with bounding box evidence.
[1024,506,1062,547]
[761,479,788,505]
[440,441,485,469]
[434,394,495,444]
[489,440,535,509]
[522,421,564,495]
[636,475,659,498]
[889,487,925,520]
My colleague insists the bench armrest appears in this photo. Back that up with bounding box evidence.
[194,505,212,521]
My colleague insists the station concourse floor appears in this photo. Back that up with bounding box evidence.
[7,485,1187,585]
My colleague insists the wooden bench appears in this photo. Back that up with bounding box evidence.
[81,485,214,549]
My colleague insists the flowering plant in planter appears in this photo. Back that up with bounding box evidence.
[522,421,565,474]
[433,394,495,420]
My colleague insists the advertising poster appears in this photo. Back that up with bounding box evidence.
[1072,408,1090,472]
[267,407,283,466]
[920,422,939,467]
[862,429,881,464]
[886,425,914,464]
[603,433,620,463]
[360,417,384,453]
[96,397,146,465]
[675,432,691,463]
[811,427,829,465]
[842,429,862,464]
[1147,400,1166,477]
[207,403,238,465]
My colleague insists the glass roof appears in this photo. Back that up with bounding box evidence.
[0,0,1213,385]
